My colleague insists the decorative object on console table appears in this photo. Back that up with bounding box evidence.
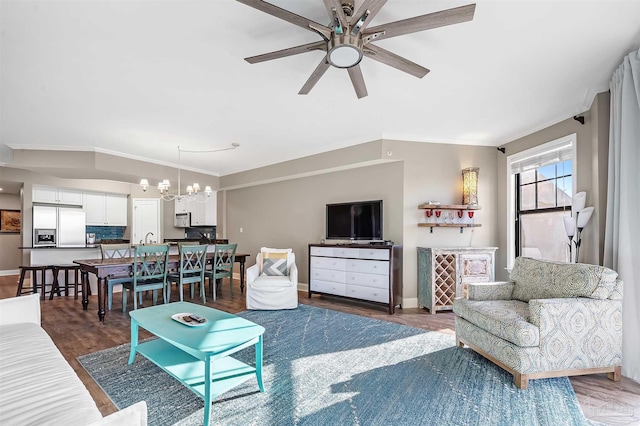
[308,243,402,314]
[462,167,479,205]
[0,209,21,233]
[418,204,481,233]
[418,247,497,314]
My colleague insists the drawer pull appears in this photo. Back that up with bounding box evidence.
[373,292,379,296]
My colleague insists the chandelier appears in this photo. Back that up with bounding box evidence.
[139,143,239,202]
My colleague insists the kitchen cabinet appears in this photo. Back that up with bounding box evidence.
[191,195,216,226]
[33,186,83,206]
[83,192,128,226]
[174,194,217,226]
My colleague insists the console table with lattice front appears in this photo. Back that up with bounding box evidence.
[417,247,497,314]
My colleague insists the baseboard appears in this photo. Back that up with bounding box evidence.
[0,270,19,276]
[402,297,418,309]
[233,272,309,293]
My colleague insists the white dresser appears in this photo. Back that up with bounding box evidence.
[308,244,402,314]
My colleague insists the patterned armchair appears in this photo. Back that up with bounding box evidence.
[453,257,623,389]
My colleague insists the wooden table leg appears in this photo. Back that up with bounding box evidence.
[81,271,89,310]
[240,257,246,293]
[97,276,106,322]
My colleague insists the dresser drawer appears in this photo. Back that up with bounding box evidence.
[310,246,335,257]
[346,259,389,275]
[358,248,390,260]
[333,247,359,258]
[311,280,346,296]
[310,268,346,284]
[346,284,389,304]
[311,256,347,270]
[346,272,389,289]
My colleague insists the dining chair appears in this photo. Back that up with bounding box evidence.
[205,243,237,301]
[100,243,133,310]
[122,244,170,312]
[167,244,208,303]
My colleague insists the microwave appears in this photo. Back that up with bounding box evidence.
[175,212,191,228]
[34,228,57,247]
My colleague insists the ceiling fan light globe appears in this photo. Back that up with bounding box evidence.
[328,44,362,68]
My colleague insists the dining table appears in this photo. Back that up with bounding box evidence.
[74,252,249,322]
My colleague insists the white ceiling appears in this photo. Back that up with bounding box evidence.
[1,0,639,178]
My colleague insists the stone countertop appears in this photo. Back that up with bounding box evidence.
[163,238,229,245]
[19,245,102,250]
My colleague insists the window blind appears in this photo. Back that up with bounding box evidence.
[509,143,572,174]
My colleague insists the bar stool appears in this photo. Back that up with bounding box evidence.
[16,265,58,300]
[50,264,82,300]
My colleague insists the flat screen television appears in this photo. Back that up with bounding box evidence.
[326,200,383,241]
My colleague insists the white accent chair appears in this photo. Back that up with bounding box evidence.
[246,248,298,310]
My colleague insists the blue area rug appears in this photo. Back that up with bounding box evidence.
[78,304,588,425]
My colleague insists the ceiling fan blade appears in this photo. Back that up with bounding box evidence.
[245,41,327,64]
[347,65,368,99]
[362,3,476,41]
[351,0,388,34]
[323,0,348,30]
[299,58,331,95]
[363,44,429,78]
[236,0,331,34]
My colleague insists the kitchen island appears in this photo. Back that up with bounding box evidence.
[19,245,103,295]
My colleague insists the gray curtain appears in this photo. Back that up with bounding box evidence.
[604,48,640,382]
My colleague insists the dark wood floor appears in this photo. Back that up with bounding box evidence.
[1,275,638,423]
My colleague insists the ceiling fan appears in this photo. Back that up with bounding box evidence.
[236,0,476,98]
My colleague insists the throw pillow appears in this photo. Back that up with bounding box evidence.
[260,247,292,275]
[261,257,288,276]
[510,257,555,302]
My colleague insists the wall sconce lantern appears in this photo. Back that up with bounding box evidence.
[462,167,479,205]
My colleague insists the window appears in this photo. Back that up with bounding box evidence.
[515,160,572,261]
[506,134,576,267]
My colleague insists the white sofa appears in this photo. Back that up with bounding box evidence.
[0,294,147,425]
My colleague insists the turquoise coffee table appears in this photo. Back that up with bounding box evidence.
[128,302,265,425]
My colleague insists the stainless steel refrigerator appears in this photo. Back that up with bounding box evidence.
[33,205,86,247]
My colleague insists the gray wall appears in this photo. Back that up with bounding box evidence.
[223,160,404,289]
[496,91,610,277]
[383,140,499,304]
[220,139,499,308]
[0,193,22,272]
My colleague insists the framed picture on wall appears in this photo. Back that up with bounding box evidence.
[0,209,21,233]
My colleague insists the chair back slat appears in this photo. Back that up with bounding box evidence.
[133,244,170,282]
[100,243,132,260]
[180,244,208,274]
[213,244,237,271]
